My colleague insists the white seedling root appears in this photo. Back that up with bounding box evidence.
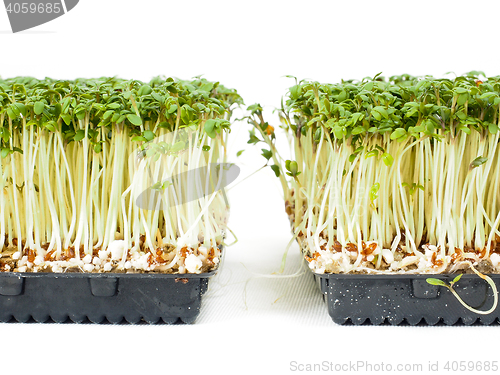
[0,121,229,274]
[265,123,500,276]
[451,262,499,315]
[252,104,500,273]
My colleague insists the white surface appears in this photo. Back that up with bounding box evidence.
[1,1,500,374]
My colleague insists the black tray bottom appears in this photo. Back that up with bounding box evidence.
[0,272,215,324]
[313,271,500,326]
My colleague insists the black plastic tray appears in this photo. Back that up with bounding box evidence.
[313,270,500,325]
[0,270,217,324]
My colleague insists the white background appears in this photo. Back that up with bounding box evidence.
[1,1,500,374]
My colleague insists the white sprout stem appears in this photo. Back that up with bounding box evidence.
[448,262,499,315]
[273,118,500,274]
[1,111,230,274]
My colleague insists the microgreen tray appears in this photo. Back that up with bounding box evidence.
[0,270,217,324]
[313,270,500,325]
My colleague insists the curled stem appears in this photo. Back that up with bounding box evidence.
[221,225,238,247]
[427,261,498,315]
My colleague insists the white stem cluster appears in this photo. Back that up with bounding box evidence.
[286,128,500,274]
[0,120,228,274]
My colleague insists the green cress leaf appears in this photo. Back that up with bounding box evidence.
[286,160,300,177]
[470,156,488,168]
[289,85,301,100]
[204,119,217,139]
[369,183,380,201]
[351,126,365,135]
[236,150,245,157]
[151,91,163,103]
[61,114,72,125]
[34,101,45,115]
[271,165,281,177]
[167,104,178,114]
[170,141,185,153]
[143,130,155,142]
[0,76,242,153]
[53,103,62,118]
[127,114,142,126]
[333,126,344,140]
[454,87,468,94]
[138,85,152,96]
[111,112,121,123]
[43,121,57,132]
[7,103,24,119]
[1,148,10,159]
[382,153,394,167]
[452,274,463,285]
[247,132,261,144]
[415,79,429,91]
[166,84,178,94]
[363,82,374,91]
[151,181,163,190]
[14,103,27,117]
[0,129,10,143]
[488,123,499,134]
[247,103,263,115]
[350,112,364,125]
[131,136,147,142]
[261,149,273,160]
[457,93,469,106]
[458,125,471,134]
[74,130,85,142]
[390,128,406,140]
[282,74,500,148]
[426,278,448,287]
[107,103,121,110]
[371,106,388,120]
[75,110,86,121]
[103,110,114,120]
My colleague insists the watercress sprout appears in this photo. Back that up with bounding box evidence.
[246,72,500,281]
[0,76,242,273]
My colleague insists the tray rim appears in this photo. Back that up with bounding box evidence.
[0,267,218,280]
[312,272,500,280]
